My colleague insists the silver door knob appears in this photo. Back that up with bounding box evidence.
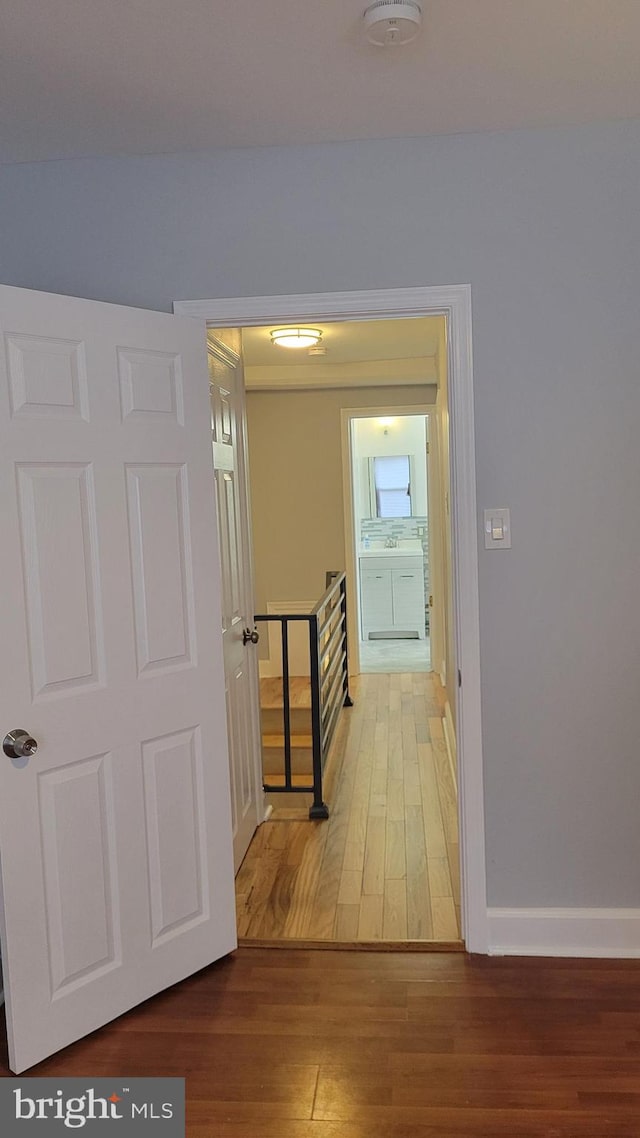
[242,627,260,645]
[3,729,38,759]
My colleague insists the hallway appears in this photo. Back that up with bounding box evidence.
[235,671,461,944]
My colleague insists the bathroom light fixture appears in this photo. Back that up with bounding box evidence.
[270,327,322,349]
[363,0,422,46]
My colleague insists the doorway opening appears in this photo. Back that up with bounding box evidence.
[207,312,462,946]
[176,284,487,955]
[347,410,433,676]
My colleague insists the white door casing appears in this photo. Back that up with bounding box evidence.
[426,411,446,680]
[0,284,237,1072]
[208,335,262,870]
[175,286,488,954]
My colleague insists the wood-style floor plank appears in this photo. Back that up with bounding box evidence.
[382,877,408,939]
[4,948,640,1137]
[237,671,461,944]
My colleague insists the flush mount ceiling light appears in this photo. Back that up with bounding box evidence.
[363,0,422,46]
[270,327,322,349]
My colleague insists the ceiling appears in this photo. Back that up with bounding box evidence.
[3,1,640,164]
[240,317,443,391]
[241,317,441,368]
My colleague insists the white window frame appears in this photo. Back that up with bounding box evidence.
[368,453,414,518]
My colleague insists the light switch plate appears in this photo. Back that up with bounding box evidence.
[484,508,511,549]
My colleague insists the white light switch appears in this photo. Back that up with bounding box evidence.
[484,508,511,549]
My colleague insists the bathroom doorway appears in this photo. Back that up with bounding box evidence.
[348,411,432,675]
[342,404,449,685]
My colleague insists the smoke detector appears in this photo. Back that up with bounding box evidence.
[363,0,422,46]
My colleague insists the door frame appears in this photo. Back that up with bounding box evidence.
[174,285,488,954]
[425,407,446,685]
[340,403,438,679]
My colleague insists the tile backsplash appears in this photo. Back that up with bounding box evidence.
[360,516,430,631]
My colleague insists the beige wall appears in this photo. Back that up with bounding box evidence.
[246,385,436,616]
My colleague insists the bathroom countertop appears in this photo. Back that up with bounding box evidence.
[359,539,423,558]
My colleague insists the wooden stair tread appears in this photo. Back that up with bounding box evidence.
[262,734,313,748]
[263,773,314,788]
[260,676,312,709]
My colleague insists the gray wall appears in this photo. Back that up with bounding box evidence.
[2,119,640,908]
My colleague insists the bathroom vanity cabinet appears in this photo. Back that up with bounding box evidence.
[359,552,426,640]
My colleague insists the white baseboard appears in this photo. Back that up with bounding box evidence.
[442,700,456,791]
[488,907,640,958]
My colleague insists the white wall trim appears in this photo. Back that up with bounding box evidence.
[175,285,472,326]
[443,700,457,792]
[488,908,640,958]
[175,285,488,954]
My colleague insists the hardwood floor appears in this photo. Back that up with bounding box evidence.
[4,947,640,1136]
[237,670,461,944]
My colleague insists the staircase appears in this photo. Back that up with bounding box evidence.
[254,571,352,819]
[260,677,315,807]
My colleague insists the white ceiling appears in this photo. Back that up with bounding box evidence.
[240,318,443,391]
[3,1,640,164]
[241,317,442,368]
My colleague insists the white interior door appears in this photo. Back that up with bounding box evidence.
[0,284,236,1073]
[208,336,262,871]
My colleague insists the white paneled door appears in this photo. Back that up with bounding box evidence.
[0,285,236,1072]
[208,337,261,870]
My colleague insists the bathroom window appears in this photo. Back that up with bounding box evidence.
[370,455,412,518]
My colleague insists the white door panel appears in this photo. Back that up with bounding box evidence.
[0,285,236,1073]
[208,339,261,871]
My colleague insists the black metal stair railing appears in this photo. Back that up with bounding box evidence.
[254,571,353,820]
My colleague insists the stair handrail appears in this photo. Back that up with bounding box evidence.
[254,570,353,820]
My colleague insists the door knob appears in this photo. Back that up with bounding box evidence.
[242,627,260,645]
[3,729,38,759]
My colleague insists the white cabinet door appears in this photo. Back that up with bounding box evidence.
[360,569,393,638]
[0,284,236,1072]
[392,568,426,638]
